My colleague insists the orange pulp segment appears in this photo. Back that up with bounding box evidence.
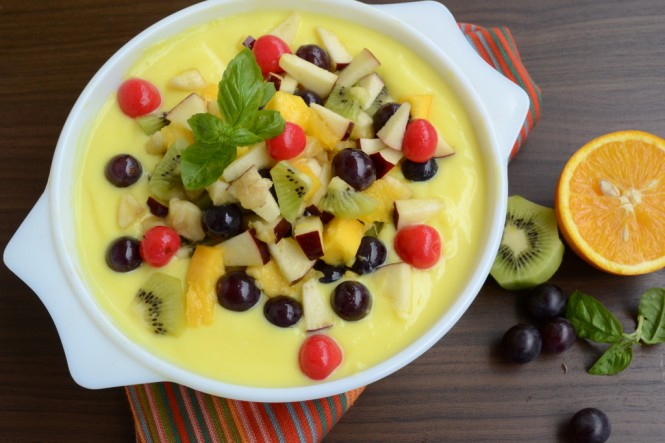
[555,130,665,275]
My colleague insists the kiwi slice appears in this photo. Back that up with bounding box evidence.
[490,195,565,290]
[149,138,187,201]
[131,272,186,336]
[136,113,168,135]
[324,85,368,122]
[270,160,312,223]
[319,176,378,219]
[366,86,394,116]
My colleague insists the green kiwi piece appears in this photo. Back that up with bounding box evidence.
[490,195,565,290]
[136,113,168,135]
[324,85,368,122]
[318,176,378,218]
[149,138,187,201]
[270,160,312,223]
[366,86,394,116]
[131,272,186,336]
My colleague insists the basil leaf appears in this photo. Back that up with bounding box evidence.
[226,127,263,147]
[638,287,665,344]
[218,48,264,127]
[188,113,227,144]
[180,141,236,190]
[252,109,285,140]
[588,340,633,375]
[565,291,624,343]
[259,81,276,107]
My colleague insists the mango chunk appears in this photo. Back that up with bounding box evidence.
[264,91,311,129]
[321,217,364,266]
[185,245,225,326]
[401,94,433,120]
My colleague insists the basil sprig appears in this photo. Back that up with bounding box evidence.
[566,288,665,375]
[180,48,285,190]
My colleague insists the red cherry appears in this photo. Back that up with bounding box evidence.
[394,224,442,269]
[267,122,307,160]
[139,226,181,267]
[252,34,292,77]
[402,119,438,162]
[117,78,161,118]
[298,334,343,380]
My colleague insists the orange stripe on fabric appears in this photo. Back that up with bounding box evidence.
[467,32,494,65]
[163,382,193,442]
[209,396,241,442]
[248,401,277,442]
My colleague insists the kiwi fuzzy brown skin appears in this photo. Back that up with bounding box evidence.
[490,195,565,291]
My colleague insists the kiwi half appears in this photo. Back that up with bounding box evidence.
[131,272,186,336]
[490,195,565,290]
[324,85,368,122]
[270,160,312,223]
[319,176,378,218]
[149,138,187,201]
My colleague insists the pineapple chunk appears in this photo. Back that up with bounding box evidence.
[320,217,364,266]
[264,91,311,129]
[169,69,207,91]
[307,111,340,150]
[167,198,205,241]
[117,194,146,229]
[160,124,194,147]
[185,245,225,326]
[228,166,272,210]
[246,260,294,298]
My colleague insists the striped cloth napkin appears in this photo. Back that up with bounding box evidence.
[125,22,541,443]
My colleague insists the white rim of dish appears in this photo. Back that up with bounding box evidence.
[48,0,507,402]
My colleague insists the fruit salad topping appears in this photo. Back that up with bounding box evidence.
[104,15,457,381]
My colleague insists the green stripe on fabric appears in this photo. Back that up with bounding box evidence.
[127,386,154,441]
[325,395,339,423]
[312,398,329,437]
[181,387,208,442]
[200,393,227,440]
[217,399,244,442]
[152,384,178,442]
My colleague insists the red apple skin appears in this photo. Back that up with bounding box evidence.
[249,229,271,264]
[266,72,283,90]
[295,231,324,260]
[273,218,292,242]
[369,152,397,179]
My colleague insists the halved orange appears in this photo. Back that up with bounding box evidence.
[555,130,665,275]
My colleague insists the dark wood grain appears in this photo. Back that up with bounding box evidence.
[1,1,664,442]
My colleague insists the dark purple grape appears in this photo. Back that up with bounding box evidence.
[294,89,323,107]
[526,283,567,322]
[216,272,260,312]
[372,102,401,133]
[331,281,372,321]
[264,295,302,327]
[105,154,142,187]
[295,44,331,71]
[203,204,243,240]
[570,408,611,443]
[314,260,346,283]
[401,158,438,181]
[350,237,387,275]
[332,148,376,191]
[541,317,576,353]
[502,323,542,363]
[105,236,142,272]
[147,197,169,217]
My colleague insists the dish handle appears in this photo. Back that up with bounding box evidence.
[377,1,530,164]
[3,192,164,388]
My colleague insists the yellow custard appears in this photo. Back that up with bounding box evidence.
[74,10,487,387]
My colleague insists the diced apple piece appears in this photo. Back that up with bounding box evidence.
[359,137,389,155]
[316,27,353,70]
[253,192,281,224]
[228,166,272,210]
[279,53,338,98]
[169,69,207,91]
[394,198,444,229]
[250,217,292,244]
[376,102,411,150]
[222,142,273,182]
[117,194,146,229]
[356,73,386,110]
[372,263,413,316]
[279,74,298,94]
[301,279,334,331]
[246,260,293,298]
[167,198,205,241]
[268,237,316,284]
[434,131,456,158]
[294,216,325,260]
[185,245,224,326]
[220,229,270,267]
[335,48,381,88]
[370,148,403,179]
[206,99,221,117]
[269,13,301,47]
[310,103,354,142]
[145,131,166,155]
[308,161,331,205]
[206,180,238,205]
[165,93,207,130]
[350,111,374,139]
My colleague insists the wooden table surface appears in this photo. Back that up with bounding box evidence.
[2,0,664,441]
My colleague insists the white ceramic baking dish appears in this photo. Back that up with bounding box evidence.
[4,0,528,402]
